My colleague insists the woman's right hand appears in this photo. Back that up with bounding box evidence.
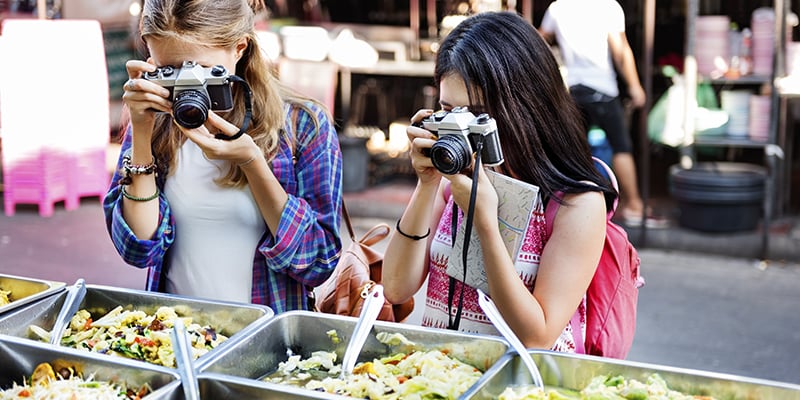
[122,60,173,132]
[407,109,441,186]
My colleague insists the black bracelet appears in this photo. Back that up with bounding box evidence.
[395,219,431,240]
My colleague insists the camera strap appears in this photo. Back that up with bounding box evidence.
[447,139,484,330]
[215,75,253,141]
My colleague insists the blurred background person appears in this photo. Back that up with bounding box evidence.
[539,0,664,227]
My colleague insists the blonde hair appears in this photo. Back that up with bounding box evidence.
[140,0,324,187]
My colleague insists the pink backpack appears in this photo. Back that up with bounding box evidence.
[544,159,644,359]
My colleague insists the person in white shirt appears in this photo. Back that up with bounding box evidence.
[540,0,662,227]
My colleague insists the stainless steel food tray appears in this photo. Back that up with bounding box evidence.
[0,283,274,367]
[161,373,351,399]
[0,334,180,399]
[462,350,800,400]
[196,310,510,399]
[0,273,65,316]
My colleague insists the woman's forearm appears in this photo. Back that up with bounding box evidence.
[383,179,441,304]
[122,130,160,239]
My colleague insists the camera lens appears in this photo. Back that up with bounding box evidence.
[430,135,472,175]
[173,89,211,129]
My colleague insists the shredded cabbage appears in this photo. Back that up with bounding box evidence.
[498,374,718,400]
[264,333,483,399]
[0,362,150,399]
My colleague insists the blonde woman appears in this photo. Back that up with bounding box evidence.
[104,0,342,312]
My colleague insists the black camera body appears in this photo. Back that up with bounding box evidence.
[143,61,234,129]
[421,107,504,175]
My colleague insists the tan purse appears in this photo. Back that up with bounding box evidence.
[315,203,414,322]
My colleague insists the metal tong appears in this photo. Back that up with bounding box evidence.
[477,289,544,390]
[340,284,385,378]
[49,278,87,345]
[171,317,200,400]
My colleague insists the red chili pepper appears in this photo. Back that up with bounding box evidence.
[134,336,155,347]
[83,318,93,330]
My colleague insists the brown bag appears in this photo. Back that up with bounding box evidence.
[315,203,414,322]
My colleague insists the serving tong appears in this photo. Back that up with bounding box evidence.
[340,284,385,378]
[171,317,201,400]
[49,278,86,345]
[477,289,544,390]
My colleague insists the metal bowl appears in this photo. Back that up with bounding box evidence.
[196,310,509,398]
[0,334,180,399]
[0,273,65,316]
[462,350,800,400]
[0,284,273,368]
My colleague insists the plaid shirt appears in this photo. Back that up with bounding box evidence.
[103,103,342,313]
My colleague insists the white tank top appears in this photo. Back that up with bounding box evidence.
[164,140,266,303]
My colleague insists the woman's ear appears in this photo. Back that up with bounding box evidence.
[235,37,249,60]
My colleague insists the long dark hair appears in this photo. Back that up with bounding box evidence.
[435,11,617,209]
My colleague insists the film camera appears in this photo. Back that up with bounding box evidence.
[421,107,504,175]
[143,61,234,129]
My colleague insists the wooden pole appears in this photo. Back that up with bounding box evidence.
[638,0,656,246]
[37,0,46,19]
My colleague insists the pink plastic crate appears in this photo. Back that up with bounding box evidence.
[3,150,76,217]
[68,148,111,203]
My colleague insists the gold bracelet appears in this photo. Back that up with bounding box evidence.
[121,186,160,202]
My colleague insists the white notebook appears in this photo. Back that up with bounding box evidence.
[446,170,542,294]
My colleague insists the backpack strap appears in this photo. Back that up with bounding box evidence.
[545,157,619,237]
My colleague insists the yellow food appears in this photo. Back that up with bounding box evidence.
[0,288,11,306]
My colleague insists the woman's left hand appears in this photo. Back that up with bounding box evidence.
[443,166,498,227]
[176,111,260,165]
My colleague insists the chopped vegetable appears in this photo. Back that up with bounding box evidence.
[28,306,228,367]
[0,362,150,399]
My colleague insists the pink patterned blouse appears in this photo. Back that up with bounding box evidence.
[421,194,585,353]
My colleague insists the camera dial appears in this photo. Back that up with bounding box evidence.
[211,65,226,77]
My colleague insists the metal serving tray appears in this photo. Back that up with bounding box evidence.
[0,334,179,399]
[0,273,66,316]
[462,350,800,400]
[196,310,510,398]
[160,372,351,399]
[0,283,274,367]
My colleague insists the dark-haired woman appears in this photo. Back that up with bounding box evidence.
[383,11,615,352]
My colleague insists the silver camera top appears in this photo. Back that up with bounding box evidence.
[468,113,498,137]
[422,106,497,136]
[144,61,230,88]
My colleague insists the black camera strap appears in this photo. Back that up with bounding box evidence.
[215,75,253,141]
[447,139,484,331]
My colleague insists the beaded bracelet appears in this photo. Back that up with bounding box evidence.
[122,155,157,176]
[395,219,431,240]
[121,186,160,202]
